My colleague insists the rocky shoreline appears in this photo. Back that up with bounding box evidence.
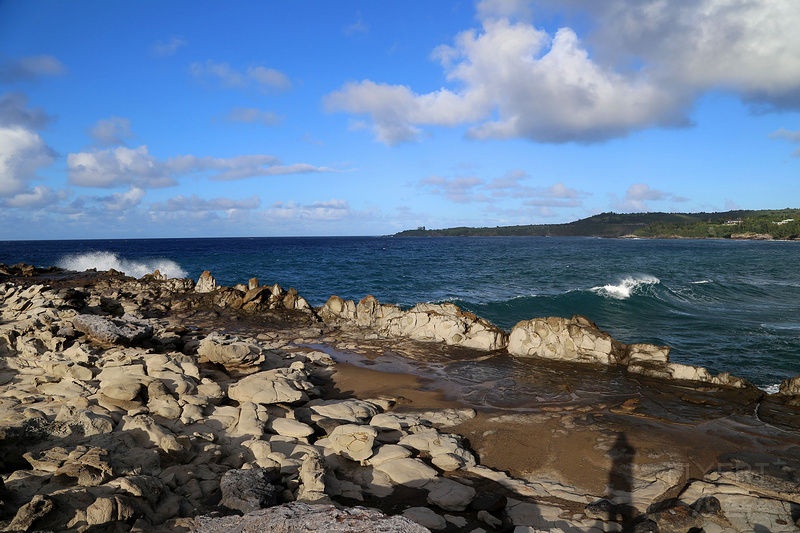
[1,263,800,532]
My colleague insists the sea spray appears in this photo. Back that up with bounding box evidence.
[1,235,797,389]
[57,251,187,279]
[590,274,661,300]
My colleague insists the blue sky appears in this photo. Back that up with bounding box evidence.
[1,0,799,239]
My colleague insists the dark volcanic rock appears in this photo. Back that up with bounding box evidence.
[219,467,282,514]
[72,313,154,346]
[195,502,431,533]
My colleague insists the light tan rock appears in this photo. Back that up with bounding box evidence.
[329,424,378,461]
[296,454,328,502]
[309,399,382,423]
[426,477,476,511]
[228,369,311,405]
[374,458,438,488]
[269,417,315,438]
[508,315,627,365]
[197,334,265,370]
[398,429,476,469]
[366,444,413,467]
[195,271,216,293]
[402,506,447,530]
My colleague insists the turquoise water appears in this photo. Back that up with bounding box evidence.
[1,236,798,390]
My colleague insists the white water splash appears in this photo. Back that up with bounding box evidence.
[57,251,187,279]
[690,279,713,284]
[590,274,660,300]
[764,383,781,394]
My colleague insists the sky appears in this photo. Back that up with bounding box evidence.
[1,0,799,239]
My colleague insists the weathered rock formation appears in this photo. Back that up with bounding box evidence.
[1,263,798,533]
[320,295,508,351]
[508,314,755,389]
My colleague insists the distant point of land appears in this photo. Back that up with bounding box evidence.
[394,208,800,240]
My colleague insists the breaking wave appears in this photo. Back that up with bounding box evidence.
[57,251,187,279]
[589,274,661,300]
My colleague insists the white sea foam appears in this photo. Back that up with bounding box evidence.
[590,274,660,300]
[763,383,781,394]
[690,279,713,284]
[57,251,187,279]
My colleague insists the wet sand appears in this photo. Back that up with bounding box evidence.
[322,346,800,506]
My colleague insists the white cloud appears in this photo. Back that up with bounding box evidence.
[67,145,336,189]
[0,185,64,208]
[420,170,589,209]
[190,60,292,92]
[151,37,187,57]
[150,194,260,212]
[0,55,66,82]
[541,182,585,199]
[97,187,146,211]
[67,146,175,189]
[165,154,279,175]
[263,199,355,222]
[0,92,58,199]
[88,116,134,147]
[325,80,487,145]
[0,126,58,197]
[419,174,486,203]
[223,107,283,127]
[574,0,800,111]
[610,183,689,212]
[327,0,800,144]
[484,171,589,203]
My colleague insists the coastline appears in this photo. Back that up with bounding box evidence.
[1,264,800,532]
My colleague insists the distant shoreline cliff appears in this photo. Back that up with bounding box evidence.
[394,208,800,240]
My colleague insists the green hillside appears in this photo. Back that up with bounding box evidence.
[394,209,800,239]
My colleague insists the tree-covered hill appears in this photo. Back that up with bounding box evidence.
[394,209,800,239]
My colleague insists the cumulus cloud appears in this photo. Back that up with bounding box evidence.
[67,146,175,189]
[67,145,335,188]
[151,37,187,57]
[326,80,487,145]
[88,116,134,147]
[97,187,146,211]
[327,0,800,144]
[190,60,292,92]
[610,183,689,212]
[223,107,283,127]
[0,55,66,83]
[567,0,800,111]
[150,194,260,212]
[0,93,58,198]
[0,185,65,209]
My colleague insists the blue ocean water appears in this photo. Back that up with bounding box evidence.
[1,236,798,390]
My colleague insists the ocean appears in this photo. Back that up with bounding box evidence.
[1,236,798,391]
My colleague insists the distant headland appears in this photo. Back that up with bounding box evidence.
[394,208,800,240]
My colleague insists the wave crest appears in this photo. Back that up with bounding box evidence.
[57,252,187,279]
[590,274,661,300]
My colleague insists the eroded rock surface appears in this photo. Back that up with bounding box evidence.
[0,263,798,533]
